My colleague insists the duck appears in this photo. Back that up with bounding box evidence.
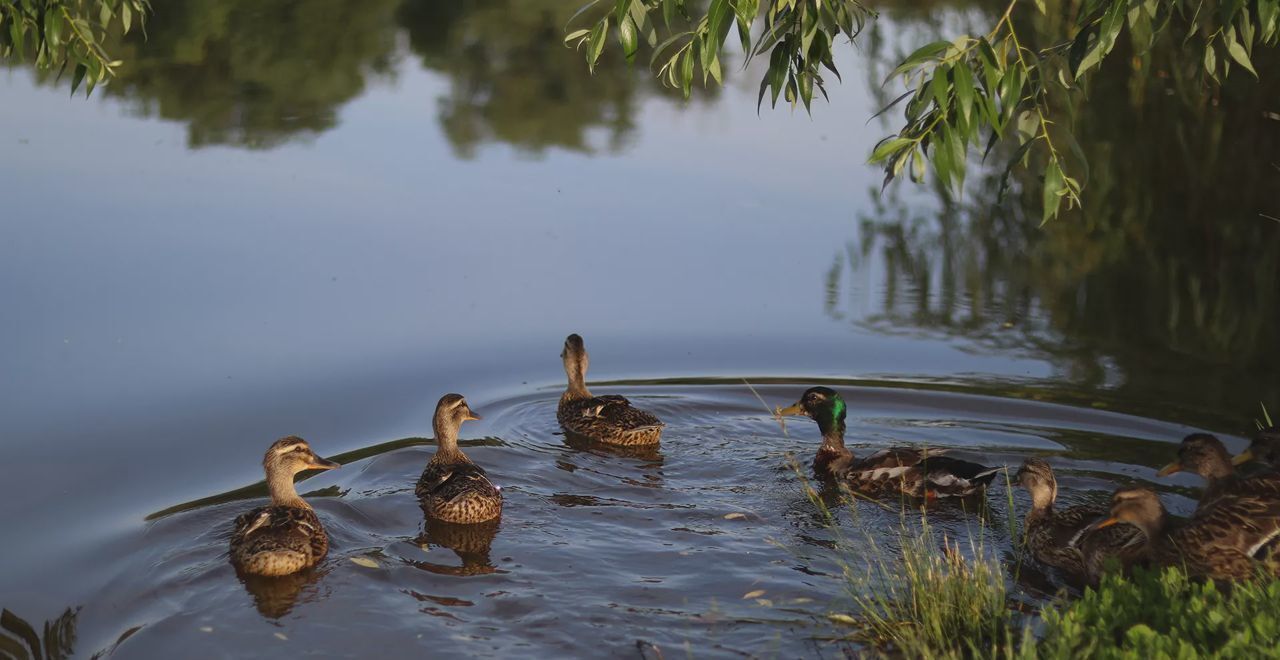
[230,436,341,576]
[1234,425,1280,468]
[1156,433,1240,509]
[416,393,503,524]
[1015,458,1144,582]
[776,386,999,499]
[1092,484,1280,580]
[557,333,663,446]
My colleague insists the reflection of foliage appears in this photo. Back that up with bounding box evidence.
[402,0,701,158]
[0,607,78,660]
[10,0,697,155]
[0,0,146,95]
[102,0,399,148]
[840,38,1280,424]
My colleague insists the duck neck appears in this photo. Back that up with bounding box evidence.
[1026,483,1056,522]
[433,418,465,460]
[267,469,309,509]
[565,364,591,399]
[815,417,849,459]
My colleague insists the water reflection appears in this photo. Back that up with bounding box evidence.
[237,570,320,619]
[840,36,1280,425]
[9,0,704,154]
[411,515,500,576]
[0,607,78,660]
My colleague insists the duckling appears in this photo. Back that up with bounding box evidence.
[230,437,340,577]
[776,387,999,499]
[1234,426,1280,469]
[1015,458,1144,582]
[1093,485,1280,580]
[416,394,502,524]
[557,334,663,446]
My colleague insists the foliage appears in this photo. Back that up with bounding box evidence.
[1029,568,1280,659]
[0,0,147,95]
[567,0,1280,222]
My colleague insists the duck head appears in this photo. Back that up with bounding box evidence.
[1157,433,1232,481]
[1015,457,1058,511]
[1234,426,1280,467]
[778,386,847,441]
[1091,487,1164,540]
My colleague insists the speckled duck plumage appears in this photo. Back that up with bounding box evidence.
[230,436,340,577]
[1094,481,1280,580]
[778,387,999,499]
[416,393,503,524]
[1015,458,1145,582]
[556,334,663,446]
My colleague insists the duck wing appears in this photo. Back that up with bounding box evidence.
[232,505,327,562]
[417,462,497,502]
[917,455,1001,497]
[585,395,663,430]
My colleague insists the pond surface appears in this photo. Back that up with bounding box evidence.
[1,0,1277,657]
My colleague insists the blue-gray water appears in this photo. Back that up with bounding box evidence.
[2,1,1277,656]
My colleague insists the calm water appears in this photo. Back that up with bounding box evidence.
[1,1,1277,657]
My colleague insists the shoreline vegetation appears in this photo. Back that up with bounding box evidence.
[795,469,1280,658]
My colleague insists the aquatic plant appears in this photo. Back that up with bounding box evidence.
[810,475,1280,658]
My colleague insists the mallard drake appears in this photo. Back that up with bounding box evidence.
[230,436,340,577]
[416,394,502,524]
[557,334,663,446]
[1093,484,1280,580]
[1234,426,1280,468]
[1015,458,1144,582]
[776,386,999,499]
[1156,433,1238,508]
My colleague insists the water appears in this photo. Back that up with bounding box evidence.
[1,1,1277,656]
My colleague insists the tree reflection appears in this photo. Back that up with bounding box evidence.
[9,0,704,154]
[0,606,78,660]
[844,26,1280,424]
[102,0,400,149]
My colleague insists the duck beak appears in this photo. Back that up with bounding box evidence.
[308,456,341,471]
[1232,449,1255,466]
[1156,462,1182,477]
[464,408,482,422]
[1090,516,1120,530]
[776,402,805,417]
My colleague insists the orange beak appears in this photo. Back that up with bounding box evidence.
[1156,462,1182,477]
[1092,517,1120,530]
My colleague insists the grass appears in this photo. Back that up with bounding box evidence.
[797,468,1280,659]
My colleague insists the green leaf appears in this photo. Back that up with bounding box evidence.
[70,61,86,97]
[564,28,591,45]
[886,40,952,82]
[662,0,678,28]
[587,17,609,72]
[1043,160,1066,222]
[1226,38,1257,77]
[618,15,638,63]
[869,137,913,164]
[680,46,694,97]
[953,61,975,125]
[1076,0,1126,77]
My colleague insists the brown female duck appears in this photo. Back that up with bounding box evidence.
[777,387,999,499]
[417,394,503,524]
[1093,484,1280,580]
[557,334,663,446]
[1234,425,1280,468]
[230,437,341,576]
[1015,458,1144,581]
